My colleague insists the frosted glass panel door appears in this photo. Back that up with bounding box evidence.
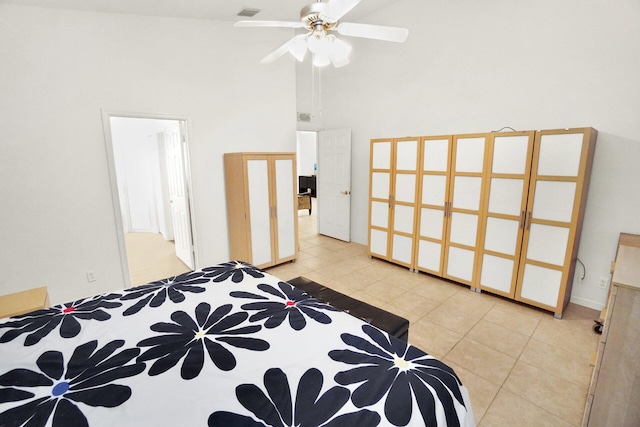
[389,138,419,267]
[443,134,488,285]
[415,137,451,274]
[368,140,393,259]
[516,129,594,315]
[477,132,534,296]
[247,159,272,266]
[274,158,296,261]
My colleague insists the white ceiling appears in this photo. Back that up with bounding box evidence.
[0,0,396,22]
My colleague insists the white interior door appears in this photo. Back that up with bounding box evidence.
[164,129,195,269]
[318,129,351,242]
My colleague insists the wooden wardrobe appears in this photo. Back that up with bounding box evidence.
[224,152,298,269]
[368,127,597,317]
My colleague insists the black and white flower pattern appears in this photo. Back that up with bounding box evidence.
[231,282,338,331]
[329,324,465,427]
[208,367,381,427]
[0,294,122,346]
[0,340,145,427]
[120,271,209,316]
[137,302,270,379]
[202,261,265,283]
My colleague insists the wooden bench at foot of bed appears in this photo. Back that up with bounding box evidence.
[288,276,409,341]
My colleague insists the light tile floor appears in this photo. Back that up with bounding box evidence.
[125,232,191,286]
[265,209,600,426]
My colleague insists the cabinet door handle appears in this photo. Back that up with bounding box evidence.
[526,211,532,230]
[519,210,525,229]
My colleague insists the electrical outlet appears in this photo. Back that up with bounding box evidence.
[86,271,96,282]
[598,276,609,290]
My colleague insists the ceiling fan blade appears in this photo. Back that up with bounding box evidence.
[337,22,409,43]
[235,20,305,28]
[260,34,308,64]
[320,0,361,22]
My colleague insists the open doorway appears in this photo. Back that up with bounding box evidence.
[104,113,196,286]
[297,131,318,238]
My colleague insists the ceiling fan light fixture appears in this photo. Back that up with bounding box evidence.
[288,36,308,62]
[306,33,351,67]
[238,0,408,68]
[313,53,331,67]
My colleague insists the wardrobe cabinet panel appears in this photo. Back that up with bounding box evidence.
[488,178,525,216]
[452,176,483,210]
[443,134,490,285]
[371,173,390,199]
[516,128,597,316]
[370,229,388,257]
[368,138,420,268]
[370,201,389,228]
[455,137,486,172]
[372,141,392,169]
[537,133,583,176]
[368,139,393,259]
[476,132,534,298]
[246,160,273,266]
[275,158,296,260]
[414,136,453,275]
[532,181,577,222]
[225,153,298,269]
[447,247,476,282]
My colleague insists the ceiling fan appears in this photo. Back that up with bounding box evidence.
[234,0,409,68]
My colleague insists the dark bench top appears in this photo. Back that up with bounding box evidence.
[288,276,409,342]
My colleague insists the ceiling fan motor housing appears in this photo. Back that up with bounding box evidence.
[300,2,336,33]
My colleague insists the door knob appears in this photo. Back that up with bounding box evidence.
[341,190,351,195]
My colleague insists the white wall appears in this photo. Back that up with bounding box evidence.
[296,131,317,178]
[302,0,640,310]
[0,4,297,304]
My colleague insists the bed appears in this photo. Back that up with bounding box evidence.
[0,261,475,427]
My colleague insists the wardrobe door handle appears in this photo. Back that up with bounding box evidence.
[526,211,532,230]
[519,210,525,229]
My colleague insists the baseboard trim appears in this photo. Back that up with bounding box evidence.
[570,295,605,311]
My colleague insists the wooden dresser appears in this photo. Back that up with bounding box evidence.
[582,233,640,426]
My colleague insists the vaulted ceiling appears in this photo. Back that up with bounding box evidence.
[0,0,396,22]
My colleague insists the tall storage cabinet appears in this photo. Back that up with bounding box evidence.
[415,136,453,276]
[414,133,490,286]
[476,131,535,298]
[224,153,298,269]
[368,138,420,268]
[368,128,596,317]
[515,128,597,314]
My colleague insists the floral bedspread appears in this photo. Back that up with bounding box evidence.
[0,261,475,427]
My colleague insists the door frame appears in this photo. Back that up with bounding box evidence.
[101,109,198,287]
